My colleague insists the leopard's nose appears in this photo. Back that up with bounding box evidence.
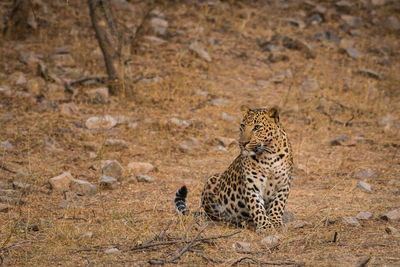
[240,141,249,147]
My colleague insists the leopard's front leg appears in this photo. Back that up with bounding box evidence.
[245,188,274,233]
[267,183,290,228]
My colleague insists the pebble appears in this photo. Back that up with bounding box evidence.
[270,73,285,83]
[136,174,154,183]
[380,209,400,222]
[282,36,315,59]
[100,176,118,190]
[330,136,349,146]
[85,115,117,130]
[179,137,200,153]
[341,216,360,227]
[341,15,361,28]
[170,118,190,127]
[286,18,305,28]
[15,73,27,85]
[358,181,372,192]
[385,226,399,235]
[12,181,31,192]
[189,41,212,62]
[268,51,289,62]
[261,235,279,247]
[356,212,373,220]
[346,47,361,59]
[59,103,79,116]
[143,36,167,45]
[214,136,236,147]
[19,52,40,67]
[127,162,155,175]
[1,140,14,150]
[221,112,234,121]
[104,138,128,150]
[309,13,323,25]
[87,87,109,104]
[233,241,250,251]
[355,169,375,179]
[49,172,74,192]
[213,145,227,152]
[69,179,97,196]
[385,16,400,31]
[208,98,231,107]
[359,69,381,80]
[105,248,120,254]
[102,160,124,180]
[77,231,94,240]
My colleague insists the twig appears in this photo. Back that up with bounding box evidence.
[0,164,17,174]
[231,256,300,266]
[166,224,208,263]
[0,240,29,252]
[143,220,173,246]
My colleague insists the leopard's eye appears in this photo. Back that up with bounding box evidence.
[253,125,261,131]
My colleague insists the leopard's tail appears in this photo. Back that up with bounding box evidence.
[174,185,189,215]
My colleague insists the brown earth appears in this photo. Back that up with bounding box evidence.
[0,0,400,266]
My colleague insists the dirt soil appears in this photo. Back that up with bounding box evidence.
[0,0,400,266]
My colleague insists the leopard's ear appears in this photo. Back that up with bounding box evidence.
[240,105,250,115]
[269,107,279,122]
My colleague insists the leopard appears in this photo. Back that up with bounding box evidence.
[174,105,293,232]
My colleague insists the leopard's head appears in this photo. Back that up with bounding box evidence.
[239,105,283,156]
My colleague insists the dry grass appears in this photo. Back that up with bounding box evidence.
[0,0,399,266]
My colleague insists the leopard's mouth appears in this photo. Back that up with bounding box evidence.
[242,142,272,155]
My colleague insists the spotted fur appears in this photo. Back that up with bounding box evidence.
[174,105,293,232]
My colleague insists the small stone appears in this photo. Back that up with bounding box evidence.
[19,52,40,67]
[59,103,79,116]
[346,47,361,59]
[115,115,131,125]
[44,136,64,153]
[104,138,128,150]
[179,137,200,153]
[1,140,14,150]
[356,212,373,220]
[26,77,45,95]
[12,181,31,192]
[136,174,153,183]
[341,216,360,227]
[143,36,167,45]
[87,87,109,104]
[102,160,124,180]
[234,242,250,250]
[261,235,279,247]
[336,0,352,8]
[355,169,375,179]
[150,17,168,28]
[208,98,231,107]
[282,211,295,224]
[359,69,381,80]
[222,112,234,121]
[358,181,372,192]
[349,29,361,36]
[385,226,399,235]
[127,162,155,175]
[282,36,315,59]
[77,231,93,240]
[128,122,138,129]
[268,51,289,63]
[341,15,362,28]
[100,176,118,190]
[371,0,386,6]
[270,73,285,83]
[170,118,190,127]
[213,145,227,152]
[189,41,212,62]
[286,18,305,28]
[15,74,27,85]
[380,209,400,222]
[0,203,10,212]
[105,248,120,254]
[385,16,400,31]
[49,172,74,192]
[70,179,97,196]
[309,13,323,25]
[339,38,354,50]
[330,136,349,146]
[85,115,117,130]
[214,136,236,147]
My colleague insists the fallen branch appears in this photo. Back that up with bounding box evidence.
[231,256,301,266]
[0,164,17,174]
[143,219,173,246]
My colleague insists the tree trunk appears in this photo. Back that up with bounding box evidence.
[88,0,127,96]
[4,0,35,40]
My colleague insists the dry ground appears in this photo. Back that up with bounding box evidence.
[0,0,400,266]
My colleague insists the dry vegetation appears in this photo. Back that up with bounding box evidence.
[0,0,400,266]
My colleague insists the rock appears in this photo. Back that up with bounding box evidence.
[70,179,97,196]
[87,87,109,104]
[105,248,120,254]
[330,136,349,146]
[104,138,128,150]
[127,162,155,175]
[282,36,315,59]
[77,231,93,240]
[234,242,250,251]
[26,77,45,95]
[385,226,399,235]
[1,140,14,150]
[150,17,168,36]
[339,38,354,50]
[128,122,138,129]
[357,181,372,192]
[85,115,117,130]
[341,216,360,227]
[214,136,236,147]
[380,209,400,222]
[341,15,361,28]
[208,98,231,106]
[356,212,373,220]
[261,235,279,247]
[221,112,234,121]
[286,18,305,28]
[283,211,295,224]
[385,16,400,31]
[371,0,386,6]
[309,13,323,25]
[359,69,381,80]
[102,160,124,180]
[49,172,74,192]
[335,0,352,9]
[179,137,200,153]
[115,115,131,125]
[268,51,289,62]
[143,36,167,45]
[346,47,361,59]
[59,103,79,116]
[189,41,212,62]
[100,176,118,190]
[12,181,31,192]
[136,174,153,183]
[170,118,190,127]
[19,52,40,67]
[349,29,361,36]
[0,203,10,212]
[270,73,285,83]
[51,54,76,67]
[15,73,27,85]
[44,136,64,153]
[355,169,375,179]
[213,145,227,152]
